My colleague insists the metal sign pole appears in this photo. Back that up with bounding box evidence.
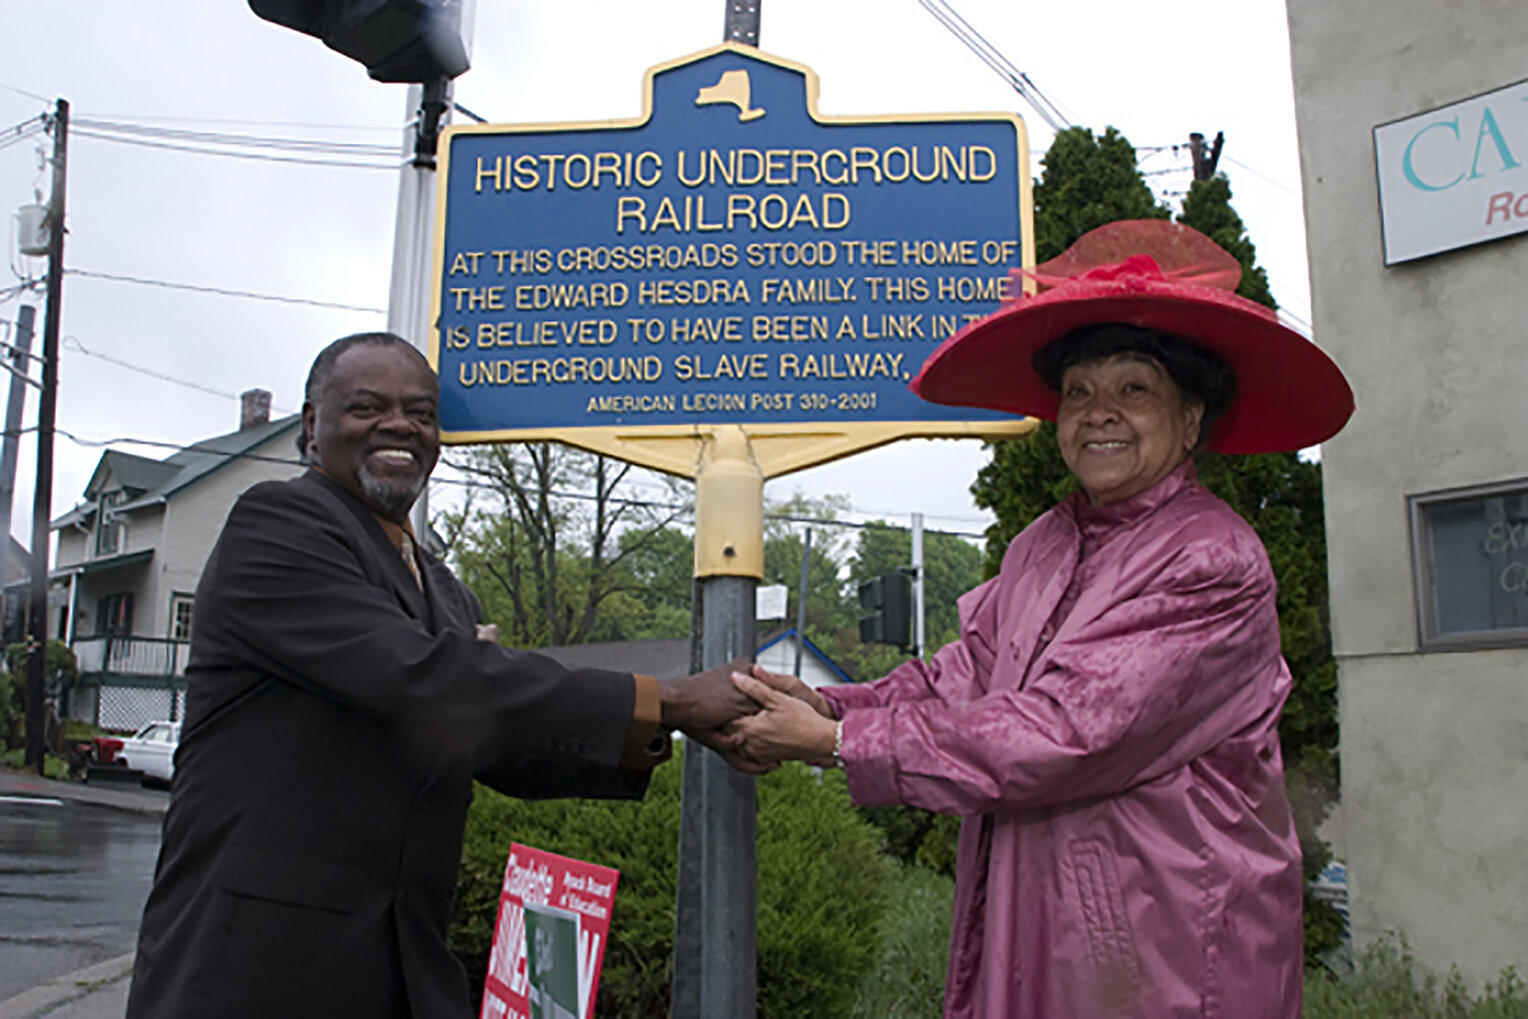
[673,427,761,1018]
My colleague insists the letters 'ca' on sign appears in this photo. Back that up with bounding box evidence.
[1374,76,1528,264]
[430,43,1036,478]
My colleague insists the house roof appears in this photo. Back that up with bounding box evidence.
[536,627,857,684]
[86,450,179,498]
[536,638,693,680]
[53,414,301,527]
[757,627,856,684]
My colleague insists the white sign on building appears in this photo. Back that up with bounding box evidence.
[1374,77,1528,263]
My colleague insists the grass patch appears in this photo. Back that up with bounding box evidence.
[1304,933,1528,1018]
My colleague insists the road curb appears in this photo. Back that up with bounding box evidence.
[0,769,168,819]
[0,952,134,1019]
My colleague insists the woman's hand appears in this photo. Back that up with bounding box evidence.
[727,673,839,767]
[746,664,834,719]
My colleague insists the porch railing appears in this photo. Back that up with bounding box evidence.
[72,634,190,679]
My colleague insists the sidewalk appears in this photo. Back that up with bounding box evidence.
[0,953,134,1019]
[0,769,169,819]
[0,768,166,1018]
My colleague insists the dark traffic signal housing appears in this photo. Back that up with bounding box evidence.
[858,570,913,652]
[248,0,470,82]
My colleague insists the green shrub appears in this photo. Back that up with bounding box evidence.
[849,865,954,1019]
[1303,933,1528,1018]
[0,670,20,749]
[450,749,896,1018]
[5,640,78,697]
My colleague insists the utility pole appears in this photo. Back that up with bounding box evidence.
[24,100,67,774]
[911,512,925,659]
[1189,131,1224,181]
[388,78,452,541]
[0,305,37,570]
[793,528,810,677]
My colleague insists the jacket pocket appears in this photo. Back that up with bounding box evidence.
[220,844,363,914]
[1064,838,1143,1013]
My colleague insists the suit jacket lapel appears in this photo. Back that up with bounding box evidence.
[301,471,433,623]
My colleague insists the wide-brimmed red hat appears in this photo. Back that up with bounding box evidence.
[911,220,1354,454]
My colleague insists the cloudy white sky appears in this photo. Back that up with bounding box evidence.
[0,0,1308,549]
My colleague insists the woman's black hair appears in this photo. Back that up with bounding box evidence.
[1031,323,1238,448]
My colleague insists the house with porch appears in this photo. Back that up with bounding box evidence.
[51,390,300,729]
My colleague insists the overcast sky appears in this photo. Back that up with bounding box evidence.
[0,0,1308,549]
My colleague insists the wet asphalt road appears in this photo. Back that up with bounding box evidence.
[0,795,162,1002]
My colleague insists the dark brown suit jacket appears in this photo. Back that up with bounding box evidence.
[127,470,647,1018]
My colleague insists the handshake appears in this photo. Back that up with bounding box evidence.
[657,660,843,773]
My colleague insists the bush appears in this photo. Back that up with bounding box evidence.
[0,670,21,749]
[849,866,954,1019]
[5,640,77,698]
[450,749,896,1018]
[1304,933,1528,1018]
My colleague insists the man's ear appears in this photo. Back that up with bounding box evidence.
[300,402,317,463]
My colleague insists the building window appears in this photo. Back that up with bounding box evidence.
[1410,479,1528,649]
[96,592,134,637]
[170,595,194,641]
[95,491,126,557]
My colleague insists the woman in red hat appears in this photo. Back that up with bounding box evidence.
[728,220,1353,1018]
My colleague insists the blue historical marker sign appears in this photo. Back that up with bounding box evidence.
[431,44,1032,450]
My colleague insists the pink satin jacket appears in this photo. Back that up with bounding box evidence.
[823,461,1302,1018]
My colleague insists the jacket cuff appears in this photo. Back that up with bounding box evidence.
[621,674,672,771]
[839,708,901,806]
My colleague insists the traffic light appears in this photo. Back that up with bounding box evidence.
[248,0,471,82]
[858,571,913,651]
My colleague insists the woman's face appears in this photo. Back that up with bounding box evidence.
[1056,353,1205,507]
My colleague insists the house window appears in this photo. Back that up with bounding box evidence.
[96,592,134,637]
[170,595,194,641]
[1410,479,1528,649]
[95,491,126,557]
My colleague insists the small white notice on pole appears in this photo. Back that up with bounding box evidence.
[756,584,788,620]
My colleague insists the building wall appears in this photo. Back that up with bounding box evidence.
[149,433,301,637]
[1286,0,1528,986]
[756,636,845,688]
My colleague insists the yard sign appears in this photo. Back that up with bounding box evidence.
[480,844,619,1019]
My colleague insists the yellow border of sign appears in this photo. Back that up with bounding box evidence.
[431,42,1038,480]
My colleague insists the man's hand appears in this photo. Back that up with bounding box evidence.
[686,725,777,775]
[658,657,758,731]
[746,664,833,719]
[475,623,501,643]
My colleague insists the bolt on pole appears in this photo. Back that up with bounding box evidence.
[724,1,760,46]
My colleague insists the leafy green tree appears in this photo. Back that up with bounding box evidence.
[760,492,859,651]
[1032,126,1168,260]
[970,132,1342,964]
[441,444,691,648]
[449,751,896,1017]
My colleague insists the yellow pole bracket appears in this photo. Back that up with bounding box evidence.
[693,425,764,579]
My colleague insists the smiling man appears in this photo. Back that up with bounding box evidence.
[127,332,754,1019]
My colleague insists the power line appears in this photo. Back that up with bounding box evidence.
[67,268,387,313]
[44,427,992,540]
[60,335,298,412]
[69,128,400,170]
[1222,155,1300,198]
[73,117,399,157]
[0,83,49,103]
